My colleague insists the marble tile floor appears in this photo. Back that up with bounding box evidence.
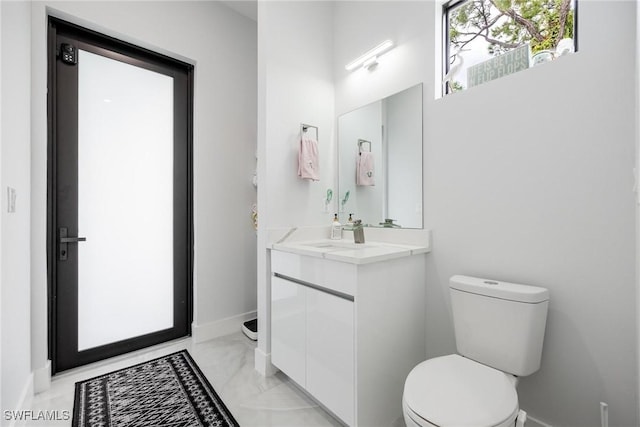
[24,332,345,427]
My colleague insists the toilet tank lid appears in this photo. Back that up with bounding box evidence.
[450,275,549,303]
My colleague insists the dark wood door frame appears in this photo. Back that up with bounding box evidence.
[47,17,194,374]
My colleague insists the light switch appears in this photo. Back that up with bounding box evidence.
[7,187,16,213]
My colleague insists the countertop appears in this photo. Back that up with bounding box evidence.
[271,239,430,265]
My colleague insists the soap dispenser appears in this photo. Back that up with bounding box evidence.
[330,213,342,240]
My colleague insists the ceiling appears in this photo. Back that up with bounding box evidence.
[220,1,257,22]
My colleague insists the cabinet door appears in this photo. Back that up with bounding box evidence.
[271,276,306,386]
[306,287,354,426]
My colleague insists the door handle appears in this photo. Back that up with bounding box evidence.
[59,227,86,261]
[60,236,87,243]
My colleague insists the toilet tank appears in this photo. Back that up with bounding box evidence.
[450,275,549,377]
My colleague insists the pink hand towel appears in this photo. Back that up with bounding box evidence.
[298,136,319,181]
[356,151,375,186]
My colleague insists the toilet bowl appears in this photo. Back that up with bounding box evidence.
[402,355,519,427]
[402,275,549,427]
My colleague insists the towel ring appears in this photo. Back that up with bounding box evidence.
[358,139,371,153]
[301,123,319,141]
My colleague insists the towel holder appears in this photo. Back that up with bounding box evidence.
[358,139,371,153]
[301,123,319,141]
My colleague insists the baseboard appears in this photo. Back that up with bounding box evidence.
[33,360,51,393]
[7,373,34,427]
[254,347,279,376]
[524,413,553,427]
[192,310,257,344]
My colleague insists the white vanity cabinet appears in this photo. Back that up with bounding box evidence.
[305,286,354,422]
[270,245,426,427]
[272,274,355,425]
[271,275,307,387]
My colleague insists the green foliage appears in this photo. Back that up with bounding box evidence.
[450,81,464,93]
[449,0,575,56]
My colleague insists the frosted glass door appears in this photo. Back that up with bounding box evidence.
[77,50,174,351]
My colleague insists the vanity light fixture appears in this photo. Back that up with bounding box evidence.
[345,40,394,72]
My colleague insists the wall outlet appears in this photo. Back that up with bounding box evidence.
[7,187,16,213]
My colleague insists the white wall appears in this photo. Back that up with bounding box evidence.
[426,1,637,425]
[256,0,335,372]
[1,0,33,416]
[27,0,256,387]
[334,1,638,426]
[0,0,3,413]
[637,2,640,423]
[333,2,429,117]
[260,2,336,228]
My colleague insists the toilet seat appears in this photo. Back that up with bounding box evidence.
[403,354,519,427]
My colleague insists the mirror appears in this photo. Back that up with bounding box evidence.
[337,83,423,229]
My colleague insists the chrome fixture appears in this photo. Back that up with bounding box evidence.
[353,219,365,244]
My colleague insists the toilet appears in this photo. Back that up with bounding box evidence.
[403,275,549,427]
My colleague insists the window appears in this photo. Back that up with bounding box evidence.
[444,0,577,94]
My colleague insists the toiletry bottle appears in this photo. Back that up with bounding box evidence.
[348,213,354,224]
[331,214,342,240]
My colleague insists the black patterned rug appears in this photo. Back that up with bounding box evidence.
[73,350,239,427]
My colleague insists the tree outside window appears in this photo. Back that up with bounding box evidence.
[445,0,577,93]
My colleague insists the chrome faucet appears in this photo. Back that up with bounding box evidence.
[353,219,365,244]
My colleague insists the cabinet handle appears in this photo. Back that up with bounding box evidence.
[273,273,354,302]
